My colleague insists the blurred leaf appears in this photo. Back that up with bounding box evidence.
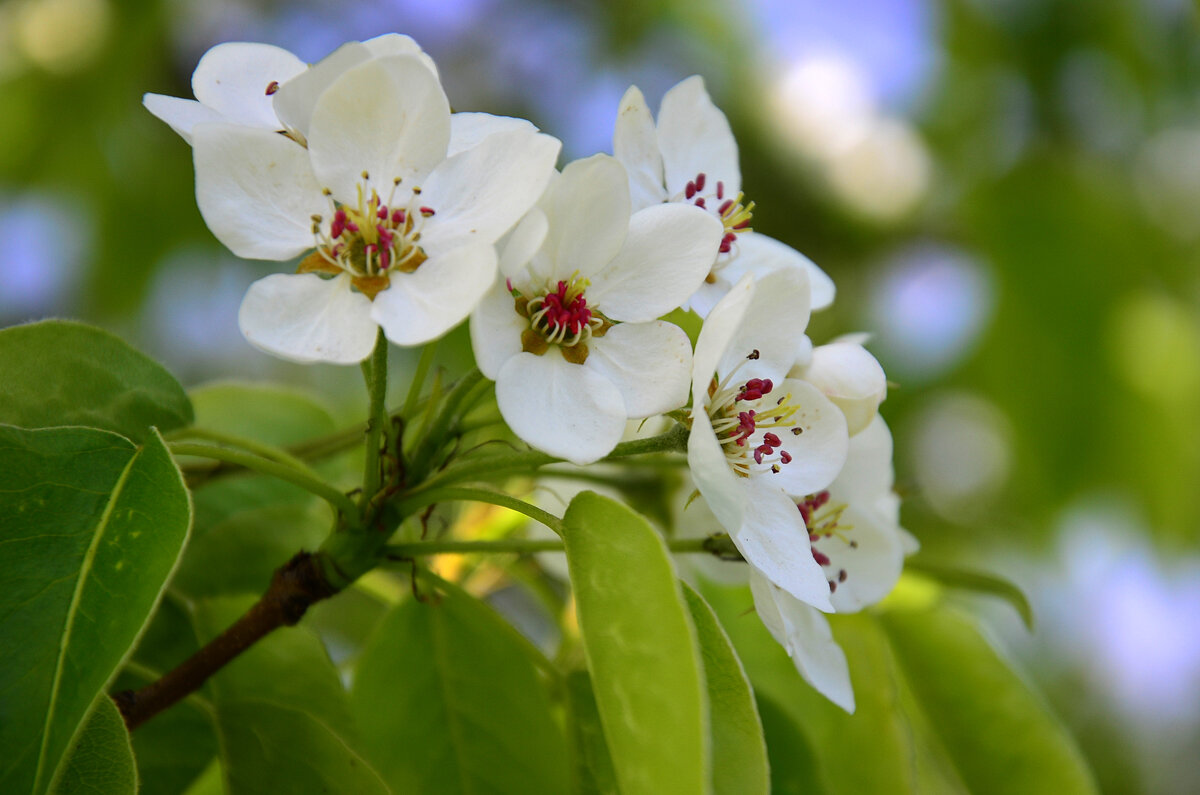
[564,671,619,795]
[51,694,138,795]
[880,607,1099,795]
[180,761,223,795]
[903,559,1035,629]
[0,320,192,441]
[562,491,708,795]
[754,694,826,795]
[350,580,569,794]
[0,425,190,795]
[190,596,389,795]
[681,583,769,795]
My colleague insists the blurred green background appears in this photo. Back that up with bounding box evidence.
[3,0,1199,791]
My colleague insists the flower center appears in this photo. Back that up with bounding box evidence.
[511,276,610,364]
[707,350,804,477]
[799,490,855,593]
[674,172,755,282]
[298,172,435,300]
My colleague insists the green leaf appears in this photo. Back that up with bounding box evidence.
[754,695,825,795]
[190,596,390,795]
[350,580,569,794]
[681,583,769,795]
[562,492,708,795]
[51,694,138,795]
[903,560,1035,630]
[0,425,192,795]
[564,671,619,795]
[0,320,192,441]
[880,607,1098,795]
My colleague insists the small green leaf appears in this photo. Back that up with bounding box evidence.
[562,492,708,795]
[880,607,1098,795]
[51,694,138,795]
[903,559,1035,630]
[350,581,569,794]
[0,320,192,441]
[0,425,191,795]
[564,671,619,795]
[681,583,769,795]
[190,596,390,795]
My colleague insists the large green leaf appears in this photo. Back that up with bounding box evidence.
[350,580,569,794]
[700,582,1097,795]
[753,695,825,795]
[51,694,138,795]
[681,583,769,795]
[562,492,708,795]
[564,671,619,795]
[190,596,390,795]
[0,320,192,441]
[880,607,1098,794]
[0,425,191,795]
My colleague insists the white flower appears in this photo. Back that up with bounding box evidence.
[687,268,849,611]
[182,48,559,363]
[470,154,722,465]
[792,338,888,436]
[613,76,835,317]
[748,415,917,713]
[143,34,437,145]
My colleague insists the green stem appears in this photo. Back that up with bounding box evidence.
[395,485,565,535]
[165,427,319,477]
[403,338,439,419]
[409,369,485,478]
[362,330,389,501]
[169,442,358,518]
[383,535,724,557]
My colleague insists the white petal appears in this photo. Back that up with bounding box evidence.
[192,42,306,129]
[308,55,450,204]
[143,94,224,144]
[713,268,811,384]
[192,123,324,261]
[814,505,904,613]
[588,204,722,323]
[735,478,833,611]
[897,527,921,556]
[752,379,848,498]
[829,415,895,510]
[496,353,626,464]
[801,342,887,436]
[687,410,746,532]
[750,570,854,713]
[499,209,549,279]
[420,129,561,252]
[726,233,835,311]
[238,273,377,364]
[682,275,734,319]
[272,41,370,138]
[539,154,630,282]
[370,241,497,346]
[691,274,753,402]
[362,33,439,77]
[656,76,740,196]
[613,85,667,211]
[584,321,691,418]
[469,278,525,379]
[449,112,538,157]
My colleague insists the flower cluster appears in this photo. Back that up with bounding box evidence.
[147,34,914,711]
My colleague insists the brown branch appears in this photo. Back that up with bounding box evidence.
[113,551,338,730]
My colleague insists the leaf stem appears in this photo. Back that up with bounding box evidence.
[402,338,438,419]
[395,485,565,536]
[383,534,732,558]
[165,426,319,476]
[169,441,358,519]
[361,330,389,501]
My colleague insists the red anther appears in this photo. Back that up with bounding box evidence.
[809,532,820,542]
[734,410,756,446]
[685,181,696,199]
[779,450,793,464]
[762,432,781,447]
[420,206,436,217]
[733,219,751,230]
[377,227,394,247]
[392,209,405,224]
[694,198,706,209]
[379,247,391,269]
[718,199,734,215]
[265,80,280,95]
[838,569,847,582]
[695,173,706,191]
[719,239,733,254]
[346,220,359,233]
[812,491,830,508]
[331,209,347,239]
[812,549,831,566]
[377,205,388,220]
[506,278,514,292]
[829,580,837,593]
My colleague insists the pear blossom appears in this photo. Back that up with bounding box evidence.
[174,48,559,363]
[614,76,835,317]
[749,416,917,712]
[470,154,722,465]
[792,337,888,436]
[143,34,437,145]
[687,268,849,610]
